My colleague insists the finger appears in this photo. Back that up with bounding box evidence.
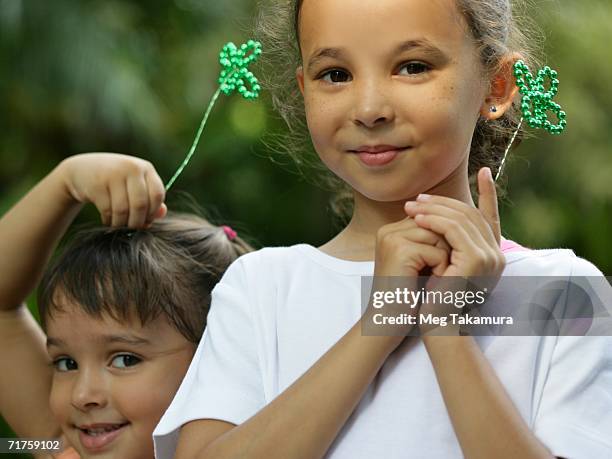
[143,204,168,229]
[383,216,451,253]
[398,226,451,249]
[109,179,130,228]
[434,235,452,255]
[156,203,168,219]
[378,216,419,237]
[93,185,113,226]
[400,241,450,275]
[406,202,491,250]
[144,168,166,224]
[413,213,483,260]
[477,167,502,245]
[126,173,150,229]
[406,197,497,248]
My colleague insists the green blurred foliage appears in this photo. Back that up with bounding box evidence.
[0,0,610,448]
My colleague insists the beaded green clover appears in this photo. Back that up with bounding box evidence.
[165,40,262,191]
[219,40,262,99]
[495,60,567,181]
[514,60,567,135]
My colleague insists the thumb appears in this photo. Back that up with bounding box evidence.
[156,203,168,219]
[151,203,168,221]
[477,167,501,246]
[144,204,167,229]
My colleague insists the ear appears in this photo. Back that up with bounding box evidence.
[480,53,522,120]
[296,66,305,96]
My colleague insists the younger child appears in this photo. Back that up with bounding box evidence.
[0,153,251,458]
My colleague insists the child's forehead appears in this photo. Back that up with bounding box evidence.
[45,306,191,352]
[46,299,162,339]
[46,303,146,335]
[299,0,469,55]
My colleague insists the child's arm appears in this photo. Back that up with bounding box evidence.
[404,169,555,459]
[423,336,557,459]
[175,322,404,459]
[0,153,166,439]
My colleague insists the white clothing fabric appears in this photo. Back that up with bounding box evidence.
[154,243,612,459]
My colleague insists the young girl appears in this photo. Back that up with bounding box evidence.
[153,0,612,458]
[0,153,251,459]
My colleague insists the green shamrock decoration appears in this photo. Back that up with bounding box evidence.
[165,40,263,191]
[496,60,568,181]
[514,60,567,135]
[218,40,262,99]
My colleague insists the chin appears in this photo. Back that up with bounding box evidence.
[349,180,420,203]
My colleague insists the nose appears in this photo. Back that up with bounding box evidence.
[70,367,108,411]
[351,79,395,128]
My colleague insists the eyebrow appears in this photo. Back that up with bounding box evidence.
[46,337,65,348]
[102,335,152,346]
[306,39,448,74]
[46,334,152,348]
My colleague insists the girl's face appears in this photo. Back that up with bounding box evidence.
[296,0,490,202]
[46,301,195,459]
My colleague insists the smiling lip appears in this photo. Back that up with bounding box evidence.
[77,422,129,452]
[350,145,411,167]
[353,144,406,153]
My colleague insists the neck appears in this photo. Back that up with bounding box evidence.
[319,159,475,261]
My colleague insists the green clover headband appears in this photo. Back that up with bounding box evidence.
[165,40,262,191]
[495,60,567,181]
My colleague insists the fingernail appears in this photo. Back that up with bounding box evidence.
[417,194,431,201]
[484,167,492,180]
[405,201,417,208]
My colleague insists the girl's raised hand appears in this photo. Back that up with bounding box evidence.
[403,167,505,279]
[60,153,167,229]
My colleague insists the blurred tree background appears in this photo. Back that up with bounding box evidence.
[0,0,610,454]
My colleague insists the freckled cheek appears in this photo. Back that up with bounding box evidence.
[414,83,474,137]
[304,97,345,156]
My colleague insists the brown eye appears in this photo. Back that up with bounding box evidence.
[400,62,430,75]
[54,357,78,372]
[111,354,142,369]
[322,69,351,83]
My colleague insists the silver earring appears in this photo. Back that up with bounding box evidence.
[489,106,498,113]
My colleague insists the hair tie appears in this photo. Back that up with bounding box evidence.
[222,225,237,241]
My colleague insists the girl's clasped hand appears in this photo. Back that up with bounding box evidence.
[375,167,503,278]
[372,167,505,335]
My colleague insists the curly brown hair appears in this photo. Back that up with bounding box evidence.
[254,0,543,221]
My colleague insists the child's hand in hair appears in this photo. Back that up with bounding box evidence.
[59,153,167,229]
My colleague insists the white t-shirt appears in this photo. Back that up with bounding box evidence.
[153,242,612,459]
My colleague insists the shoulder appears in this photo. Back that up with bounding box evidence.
[504,245,605,277]
[227,244,309,272]
[217,244,311,288]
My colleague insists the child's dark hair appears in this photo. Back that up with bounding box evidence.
[38,212,252,344]
[254,0,543,219]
